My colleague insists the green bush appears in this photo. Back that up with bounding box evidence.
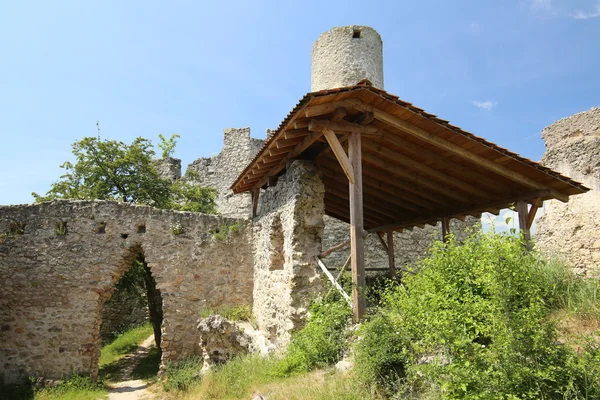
[198,304,253,321]
[34,375,106,400]
[355,232,600,399]
[274,295,352,376]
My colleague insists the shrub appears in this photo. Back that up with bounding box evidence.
[274,295,352,376]
[198,304,253,322]
[355,232,600,399]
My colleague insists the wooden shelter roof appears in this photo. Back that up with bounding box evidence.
[231,80,588,232]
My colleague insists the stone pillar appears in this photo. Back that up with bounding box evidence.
[535,107,600,276]
[252,160,325,346]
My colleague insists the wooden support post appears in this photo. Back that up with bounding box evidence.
[441,216,450,243]
[516,200,532,251]
[386,230,396,278]
[348,132,366,322]
[251,189,260,218]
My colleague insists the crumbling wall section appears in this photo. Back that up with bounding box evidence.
[535,107,600,276]
[186,128,264,218]
[0,200,254,383]
[322,215,478,271]
[252,160,325,346]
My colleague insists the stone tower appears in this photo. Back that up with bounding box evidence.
[311,25,384,91]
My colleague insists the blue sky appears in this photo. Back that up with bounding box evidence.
[1,0,599,208]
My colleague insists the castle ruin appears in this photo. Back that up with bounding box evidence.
[0,25,594,384]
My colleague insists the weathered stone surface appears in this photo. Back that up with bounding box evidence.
[535,107,600,276]
[0,200,254,382]
[253,160,325,346]
[197,315,252,370]
[185,127,264,219]
[311,25,384,91]
[155,157,182,182]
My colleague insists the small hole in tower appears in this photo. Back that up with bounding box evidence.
[352,29,361,39]
[96,222,106,234]
[120,233,128,239]
[137,225,146,234]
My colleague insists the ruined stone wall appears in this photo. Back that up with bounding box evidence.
[186,128,264,219]
[535,107,600,276]
[322,216,478,272]
[0,200,254,383]
[252,160,325,346]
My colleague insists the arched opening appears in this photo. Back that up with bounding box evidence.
[97,248,163,380]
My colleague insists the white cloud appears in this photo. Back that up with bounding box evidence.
[530,0,554,12]
[472,100,498,111]
[572,3,600,19]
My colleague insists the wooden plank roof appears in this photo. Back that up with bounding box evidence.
[231,80,588,232]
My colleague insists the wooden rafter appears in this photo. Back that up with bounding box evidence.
[346,98,570,202]
[321,128,355,184]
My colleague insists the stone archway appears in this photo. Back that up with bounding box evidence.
[0,200,254,383]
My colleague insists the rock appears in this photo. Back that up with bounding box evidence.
[197,315,252,370]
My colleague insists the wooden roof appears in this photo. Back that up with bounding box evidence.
[231,80,588,232]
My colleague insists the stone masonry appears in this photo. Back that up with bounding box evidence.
[186,127,264,219]
[535,107,600,276]
[0,201,254,382]
[252,160,325,346]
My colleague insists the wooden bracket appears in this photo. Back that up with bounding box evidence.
[322,128,355,184]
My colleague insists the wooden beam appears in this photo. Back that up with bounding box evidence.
[251,189,260,218]
[309,118,380,136]
[317,258,352,307]
[387,230,396,278]
[353,112,375,125]
[361,152,472,203]
[376,231,388,252]
[320,238,351,259]
[367,190,552,233]
[362,140,487,198]
[526,197,542,230]
[304,100,355,118]
[517,200,532,251]
[375,132,510,193]
[283,128,309,140]
[441,216,450,243]
[348,132,366,322]
[240,131,323,193]
[322,128,355,184]
[346,99,570,202]
[331,107,347,121]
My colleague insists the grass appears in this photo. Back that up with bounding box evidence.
[158,354,380,400]
[198,304,253,322]
[34,376,106,400]
[98,323,153,367]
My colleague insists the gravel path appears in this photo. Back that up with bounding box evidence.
[107,335,155,400]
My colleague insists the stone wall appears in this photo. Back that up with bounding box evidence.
[186,127,264,219]
[535,107,600,276]
[252,160,325,346]
[322,215,478,272]
[0,200,254,383]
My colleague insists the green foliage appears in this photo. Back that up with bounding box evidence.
[158,133,180,159]
[34,376,106,400]
[170,223,185,235]
[199,304,253,321]
[54,221,67,236]
[99,323,154,368]
[274,294,352,376]
[210,221,242,240]
[0,375,34,400]
[33,136,171,207]
[354,232,600,399]
[169,180,217,213]
[162,357,203,392]
[32,135,216,214]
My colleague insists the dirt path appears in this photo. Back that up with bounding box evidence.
[107,335,155,400]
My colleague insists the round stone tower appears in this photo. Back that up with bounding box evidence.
[311,25,384,92]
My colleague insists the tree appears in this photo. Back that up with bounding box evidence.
[34,133,216,355]
[32,135,216,213]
